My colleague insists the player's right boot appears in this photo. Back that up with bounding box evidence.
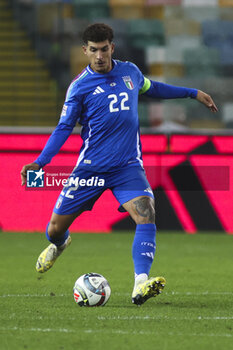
[36,236,71,273]
[132,276,166,306]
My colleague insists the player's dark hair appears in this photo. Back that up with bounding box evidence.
[82,23,114,44]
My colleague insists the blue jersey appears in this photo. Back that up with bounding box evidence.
[60,60,145,172]
[35,60,197,170]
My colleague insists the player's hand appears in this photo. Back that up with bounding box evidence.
[21,162,40,186]
[196,90,218,113]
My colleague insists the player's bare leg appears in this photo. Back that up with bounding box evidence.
[36,212,79,273]
[122,196,155,225]
[123,196,166,305]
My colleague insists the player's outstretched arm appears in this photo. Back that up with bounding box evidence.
[21,162,40,186]
[196,90,218,113]
[142,79,218,114]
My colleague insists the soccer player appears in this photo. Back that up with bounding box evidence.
[21,23,218,306]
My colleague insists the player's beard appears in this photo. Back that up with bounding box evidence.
[94,60,111,74]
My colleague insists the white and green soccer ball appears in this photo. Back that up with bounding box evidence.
[73,273,111,307]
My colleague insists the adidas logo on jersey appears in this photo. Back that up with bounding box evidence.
[93,86,105,95]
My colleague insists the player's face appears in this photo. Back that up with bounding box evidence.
[83,40,115,74]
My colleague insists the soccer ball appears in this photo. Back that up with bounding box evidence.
[73,273,111,307]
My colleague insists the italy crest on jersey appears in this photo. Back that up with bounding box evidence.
[122,76,134,90]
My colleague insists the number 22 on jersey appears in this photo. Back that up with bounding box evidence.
[108,92,130,112]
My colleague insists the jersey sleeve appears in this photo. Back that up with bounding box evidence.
[58,80,83,127]
[34,80,84,167]
[34,123,73,168]
[139,77,151,95]
[141,79,198,99]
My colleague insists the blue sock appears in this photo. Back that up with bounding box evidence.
[46,223,70,247]
[132,223,156,276]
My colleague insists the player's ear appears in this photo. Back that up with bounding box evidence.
[111,42,115,54]
[82,45,87,55]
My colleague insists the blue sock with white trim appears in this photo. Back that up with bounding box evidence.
[45,223,69,247]
[132,223,156,276]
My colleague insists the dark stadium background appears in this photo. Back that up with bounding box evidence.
[1,0,233,234]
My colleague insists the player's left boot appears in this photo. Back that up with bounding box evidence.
[36,236,71,273]
[132,276,166,306]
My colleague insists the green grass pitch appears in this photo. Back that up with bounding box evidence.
[0,231,233,350]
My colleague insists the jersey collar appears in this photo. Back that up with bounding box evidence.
[87,59,118,75]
